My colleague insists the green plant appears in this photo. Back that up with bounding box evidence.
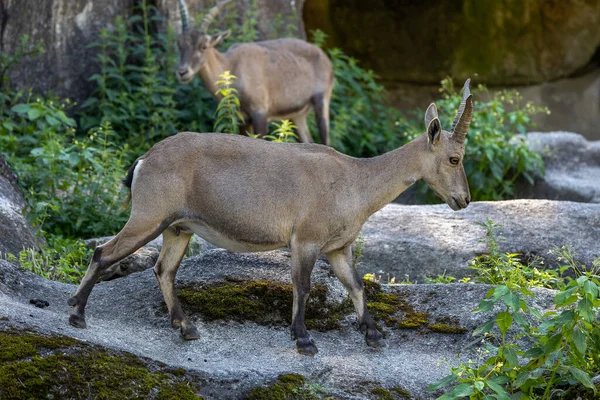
[5,237,92,284]
[213,71,245,134]
[2,100,129,238]
[426,272,457,284]
[310,30,405,157]
[430,242,600,399]
[352,233,365,269]
[470,219,566,290]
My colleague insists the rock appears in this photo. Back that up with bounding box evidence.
[0,0,135,103]
[304,0,600,86]
[359,200,600,282]
[0,252,555,399]
[0,155,40,257]
[515,132,600,203]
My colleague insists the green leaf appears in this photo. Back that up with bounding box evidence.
[427,374,457,391]
[27,107,42,120]
[496,312,512,336]
[11,103,30,113]
[477,299,495,312]
[473,381,484,392]
[485,379,510,399]
[473,319,495,336]
[554,310,575,326]
[572,327,587,355]
[503,292,520,311]
[565,366,595,390]
[583,280,598,299]
[503,347,518,366]
[493,285,509,299]
[577,297,595,322]
[450,383,474,397]
[543,333,563,354]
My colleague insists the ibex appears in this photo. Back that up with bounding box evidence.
[68,80,473,355]
[176,0,334,145]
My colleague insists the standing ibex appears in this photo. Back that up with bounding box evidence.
[176,0,334,145]
[68,80,473,355]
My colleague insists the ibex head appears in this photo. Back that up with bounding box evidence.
[421,79,473,211]
[176,0,233,83]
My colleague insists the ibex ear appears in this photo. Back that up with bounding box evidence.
[426,118,442,147]
[209,30,231,47]
[424,103,438,130]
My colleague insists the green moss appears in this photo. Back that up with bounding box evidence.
[371,387,393,400]
[177,279,352,331]
[429,324,468,334]
[0,316,9,321]
[363,280,429,330]
[391,387,412,399]
[247,374,309,400]
[0,330,203,399]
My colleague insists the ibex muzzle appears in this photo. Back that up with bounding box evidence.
[175,0,334,145]
[67,80,473,355]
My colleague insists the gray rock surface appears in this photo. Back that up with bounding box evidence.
[0,155,40,257]
[516,132,600,203]
[0,251,555,399]
[360,200,600,281]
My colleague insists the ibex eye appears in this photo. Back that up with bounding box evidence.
[449,157,460,165]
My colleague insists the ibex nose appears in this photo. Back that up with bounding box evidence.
[178,68,188,77]
[465,195,471,205]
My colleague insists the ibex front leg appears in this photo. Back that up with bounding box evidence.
[326,246,385,347]
[290,242,319,355]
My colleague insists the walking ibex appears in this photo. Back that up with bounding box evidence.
[176,0,334,145]
[68,80,473,355]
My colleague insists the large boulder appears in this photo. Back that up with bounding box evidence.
[0,250,556,399]
[360,200,600,282]
[0,155,39,257]
[303,0,600,86]
[516,132,600,203]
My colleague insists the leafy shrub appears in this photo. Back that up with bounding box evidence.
[1,98,128,239]
[5,237,92,284]
[430,224,600,399]
[310,30,405,157]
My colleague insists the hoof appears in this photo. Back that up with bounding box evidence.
[181,324,200,340]
[366,329,386,348]
[67,296,78,307]
[69,313,87,329]
[296,336,318,356]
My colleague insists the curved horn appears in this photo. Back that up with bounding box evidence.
[178,0,189,32]
[451,78,473,143]
[199,0,233,33]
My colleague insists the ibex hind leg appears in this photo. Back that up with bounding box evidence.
[67,217,164,329]
[312,92,330,146]
[326,246,386,348]
[292,115,313,144]
[153,227,199,340]
[290,242,319,355]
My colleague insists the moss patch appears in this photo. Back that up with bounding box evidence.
[177,278,352,331]
[363,280,467,335]
[363,280,429,330]
[0,329,203,399]
[247,374,313,400]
